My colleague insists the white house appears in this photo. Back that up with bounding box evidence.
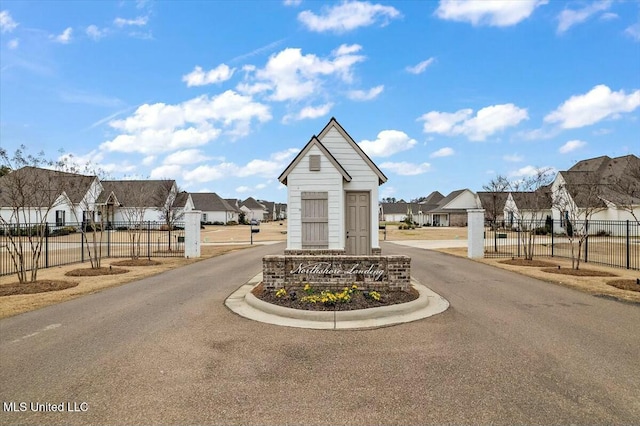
[96,180,180,225]
[240,197,267,222]
[278,117,387,254]
[191,192,239,224]
[550,155,640,235]
[503,191,553,228]
[0,167,101,227]
[429,189,480,227]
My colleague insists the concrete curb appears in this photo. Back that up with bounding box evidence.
[225,273,449,330]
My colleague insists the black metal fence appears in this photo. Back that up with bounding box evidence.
[484,219,639,270]
[1,221,185,277]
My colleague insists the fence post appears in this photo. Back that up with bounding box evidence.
[81,225,85,263]
[627,220,630,270]
[517,224,521,258]
[147,221,151,260]
[584,219,589,264]
[45,223,49,268]
[551,221,554,258]
[107,224,110,258]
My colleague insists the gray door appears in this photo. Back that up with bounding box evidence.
[345,192,370,255]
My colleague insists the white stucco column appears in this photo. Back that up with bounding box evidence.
[467,209,485,259]
[184,210,201,258]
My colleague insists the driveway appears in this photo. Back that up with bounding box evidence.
[1,242,639,425]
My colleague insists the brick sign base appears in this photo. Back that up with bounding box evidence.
[262,255,411,291]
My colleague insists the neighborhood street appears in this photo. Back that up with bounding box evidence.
[1,242,639,425]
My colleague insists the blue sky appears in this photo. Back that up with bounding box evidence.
[1,0,639,203]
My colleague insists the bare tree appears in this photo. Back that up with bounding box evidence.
[152,179,184,251]
[508,168,554,261]
[0,146,72,282]
[482,174,510,223]
[61,159,109,269]
[552,172,606,269]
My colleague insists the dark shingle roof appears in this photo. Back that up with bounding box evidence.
[558,155,640,208]
[98,180,174,208]
[477,191,509,212]
[191,192,237,212]
[241,197,266,210]
[511,191,552,210]
[381,202,419,215]
[0,166,96,207]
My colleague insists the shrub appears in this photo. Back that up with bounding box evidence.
[594,230,611,237]
[226,221,238,226]
[533,227,548,235]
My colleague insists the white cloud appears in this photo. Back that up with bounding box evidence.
[508,165,556,178]
[51,27,73,44]
[503,154,523,162]
[163,149,213,165]
[150,164,183,179]
[86,25,107,40]
[101,90,271,154]
[182,64,235,87]
[7,38,18,49]
[419,103,528,141]
[283,103,333,122]
[380,161,431,176]
[238,45,365,102]
[256,183,267,190]
[236,185,251,193]
[544,85,640,129]
[559,139,587,154]
[430,147,455,158]
[406,58,436,74]
[142,155,156,166]
[358,130,417,157]
[557,0,612,33]
[626,23,640,42]
[284,0,302,5]
[347,85,384,101]
[298,1,401,33]
[114,16,148,27]
[0,10,18,33]
[435,0,547,27]
[599,12,618,21]
[182,148,299,183]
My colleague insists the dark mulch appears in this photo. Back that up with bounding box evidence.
[500,259,558,267]
[0,280,79,297]
[252,283,419,311]
[541,267,618,277]
[110,259,162,267]
[65,267,129,277]
[607,279,640,293]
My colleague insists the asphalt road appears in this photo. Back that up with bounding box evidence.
[1,242,639,425]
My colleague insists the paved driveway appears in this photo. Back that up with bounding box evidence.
[1,242,639,425]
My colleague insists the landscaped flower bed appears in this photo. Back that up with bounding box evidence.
[253,283,418,311]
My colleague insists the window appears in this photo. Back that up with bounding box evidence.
[202,213,208,222]
[309,155,321,171]
[55,210,65,227]
[301,192,328,248]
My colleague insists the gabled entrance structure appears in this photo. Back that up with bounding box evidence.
[264,118,410,292]
[278,118,387,255]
